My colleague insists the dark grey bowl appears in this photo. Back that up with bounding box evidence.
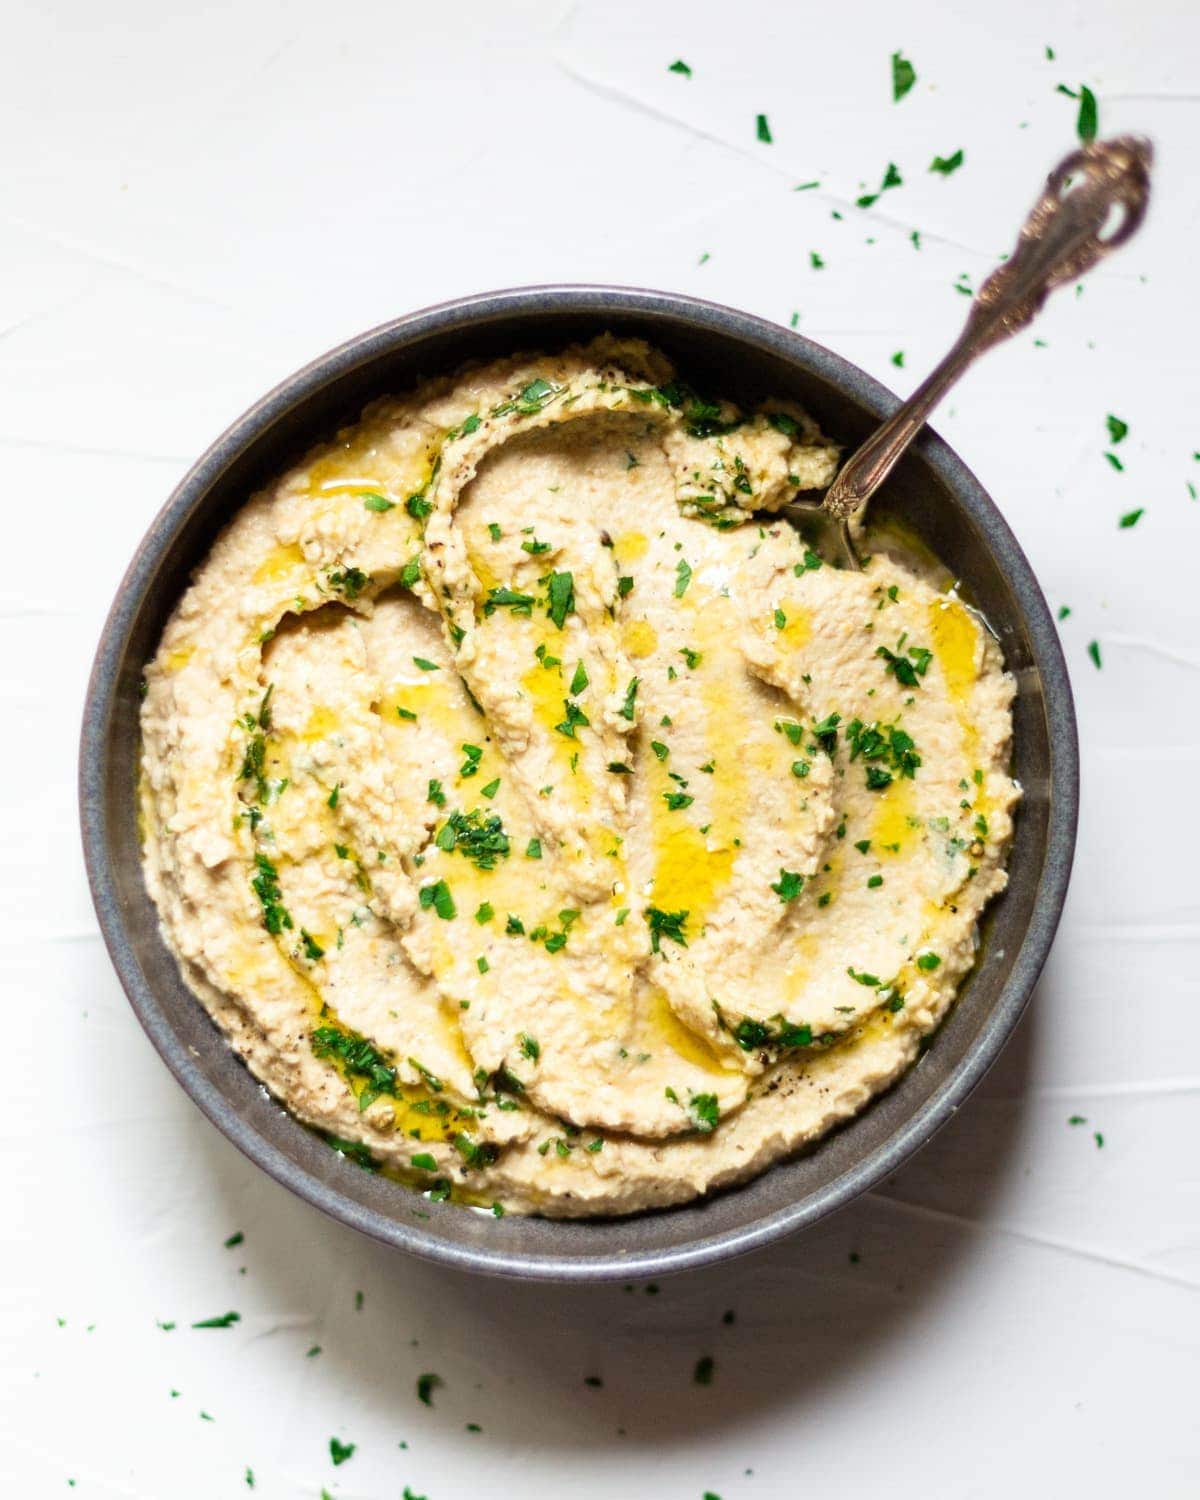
[79,285,1078,1281]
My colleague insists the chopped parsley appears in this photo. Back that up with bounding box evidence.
[688,1093,720,1134]
[311,1025,411,1111]
[857,161,903,209]
[730,1016,813,1051]
[755,113,772,143]
[418,879,456,920]
[1118,508,1144,529]
[1076,83,1098,141]
[674,558,693,597]
[405,492,432,521]
[876,638,932,686]
[448,412,481,441]
[491,377,562,419]
[1106,414,1129,444]
[484,586,534,617]
[619,677,640,721]
[326,1135,378,1170]
[453,1133,500,1171]
[811,711,840,754]
[417,1373,442,1406]
[362,492,394,512]
[250,853,292,935]
[556,698,590,739]
[770,869,805,902]
[327,566,368,599]
[329,1438,356,1466]
[546,570,575,629]
[520,1034,540,1062]
[929,149,964,175]
[668,59,692,77]
[891,50,916,102]
[845,718,921,786]
[646,906,689,952]
[434,808,510,869]
[1087,639,1102,669]
[191,1311,241,1329]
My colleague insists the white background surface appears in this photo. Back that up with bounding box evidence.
[4,0,1198,1494]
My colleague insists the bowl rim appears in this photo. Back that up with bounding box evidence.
[79,283,1079,1280]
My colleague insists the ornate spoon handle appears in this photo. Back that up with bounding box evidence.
[822,135,1153,524]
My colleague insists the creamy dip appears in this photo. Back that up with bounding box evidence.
[140,336,1018,1217]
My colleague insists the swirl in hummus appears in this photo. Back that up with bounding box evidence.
[140,336,1019,1217]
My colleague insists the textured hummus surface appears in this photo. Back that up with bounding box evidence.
[140,337,1019,1217]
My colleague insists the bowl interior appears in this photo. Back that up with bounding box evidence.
[81,288,1076,1280]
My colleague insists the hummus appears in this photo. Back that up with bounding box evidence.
[140,336,1019,1217]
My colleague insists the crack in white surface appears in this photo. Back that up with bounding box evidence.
[867,1192,1200,1291]
[0,434,191,464]
[1031,1078,1200,1100]
[1070,922,1200,941]
[1,211,249,319]
[553,57,1144,277]
[1101,633,1200,670]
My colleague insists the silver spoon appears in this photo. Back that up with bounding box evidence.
[782,135,1153,568]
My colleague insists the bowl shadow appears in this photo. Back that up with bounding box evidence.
[200,997,1037,1448]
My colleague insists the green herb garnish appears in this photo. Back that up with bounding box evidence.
[771,869,805,902]
[646,907,688,952]
[891,50,916,101]
[250,853,292,935]
[435,808,510,869]
[192,1311,240,1329]
[329,1438,355,1466]
[546,570,575,629]
[418,879,456,919]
